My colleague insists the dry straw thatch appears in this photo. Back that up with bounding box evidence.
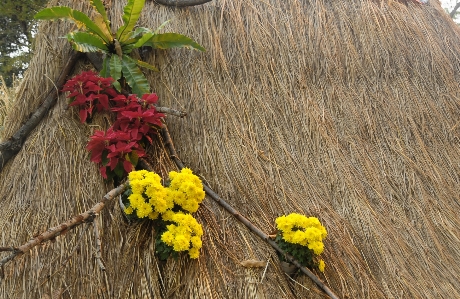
[1,0,460,298]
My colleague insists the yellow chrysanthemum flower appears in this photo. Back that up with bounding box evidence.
[275,213,327,259]
[188,247,200,259]
[318,259,326,272]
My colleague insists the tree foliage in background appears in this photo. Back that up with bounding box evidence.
[0,0,48,87]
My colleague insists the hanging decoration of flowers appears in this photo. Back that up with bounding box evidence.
[122,169,205,260]
[274,213,328,273]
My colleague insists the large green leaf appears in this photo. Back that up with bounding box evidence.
[66,31,109,52]
[135,59,159,72]
[154,20,171,34]
[116,0,146,43]
[133,32,155,49]
[144,33,205,51]
[34,7,111,43]
[90,0,111,33]
[100,56,111,78]
[121,42,139,54]
[121,54,150,96]
[109,55,122,91]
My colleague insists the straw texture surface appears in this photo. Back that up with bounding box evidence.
[1,0,460,298]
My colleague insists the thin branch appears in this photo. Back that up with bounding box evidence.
[0,247,16,252]
[0,183,128,268]
[450,2,460,18]
[153,0,213,7]
[0,51,82,171]
[93,219,106,271]
[155,106,187,118]
[160,124,340,299]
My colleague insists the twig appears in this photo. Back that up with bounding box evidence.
[0,183,128,268]
[153,0,213,7]
[0,51,82,171]
[39,223,92,287]
[155,106,187,118]
[285,272,310,291]
[0,247,16,252]
[160,124,340,299]
[259,258,270,284]
[93,219,106,271]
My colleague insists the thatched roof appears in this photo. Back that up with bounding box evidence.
[2,0,460,297]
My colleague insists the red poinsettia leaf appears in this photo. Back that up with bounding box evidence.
[105,87,119,99]
[109,156,119,170]
[95,94,109,111]
[130,128,139,140]
[99,166,108,179]
[79,108,88,123]
[67,91,82,98]
[69,94,89,106]
[123,160,133,173]
[141,93,159,105]
[84,81,102,93]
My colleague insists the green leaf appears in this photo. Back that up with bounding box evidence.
[116,0,146,42]
[135,59,159,72]
[129,151,139,167]
[114,162,124,178]
[109,55,122,91]
[100,56,110,78]
[121,54,150,96]
[101,151,109,166]
[121,42,138,54]
[133,32,155,49]
[145,33,205,52]
[130,27,151,38]
[34,7,111,43]
[66,31,109,52]
[90,0,111,34]
[154,20,171,34]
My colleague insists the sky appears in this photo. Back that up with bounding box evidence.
[440,0,460,22]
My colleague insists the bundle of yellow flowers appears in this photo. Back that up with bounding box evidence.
[166,168,206,213]
[160,211,203,259]
[122,169,205,260]
[275,213,327,273]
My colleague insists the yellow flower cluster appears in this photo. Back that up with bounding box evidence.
[125,170,172,219]
[166,168,206,213]
[124,169,205,259]
[160,211,203,259]
[275,213,327,255]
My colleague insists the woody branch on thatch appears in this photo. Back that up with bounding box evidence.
[0,182,128,268]
[153,0,212,7]
[0,53,186,172]
[0,51,82,171]
[159,125,340,299]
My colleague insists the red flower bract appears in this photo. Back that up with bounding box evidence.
[66,71,166,179]
[62,71,116,123]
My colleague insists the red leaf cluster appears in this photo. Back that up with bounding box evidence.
[63,71,165,179]
[62,71,117,123]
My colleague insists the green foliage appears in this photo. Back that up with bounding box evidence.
[0,0,48,87]
[35,0,205,96]
[275,233,314,270]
